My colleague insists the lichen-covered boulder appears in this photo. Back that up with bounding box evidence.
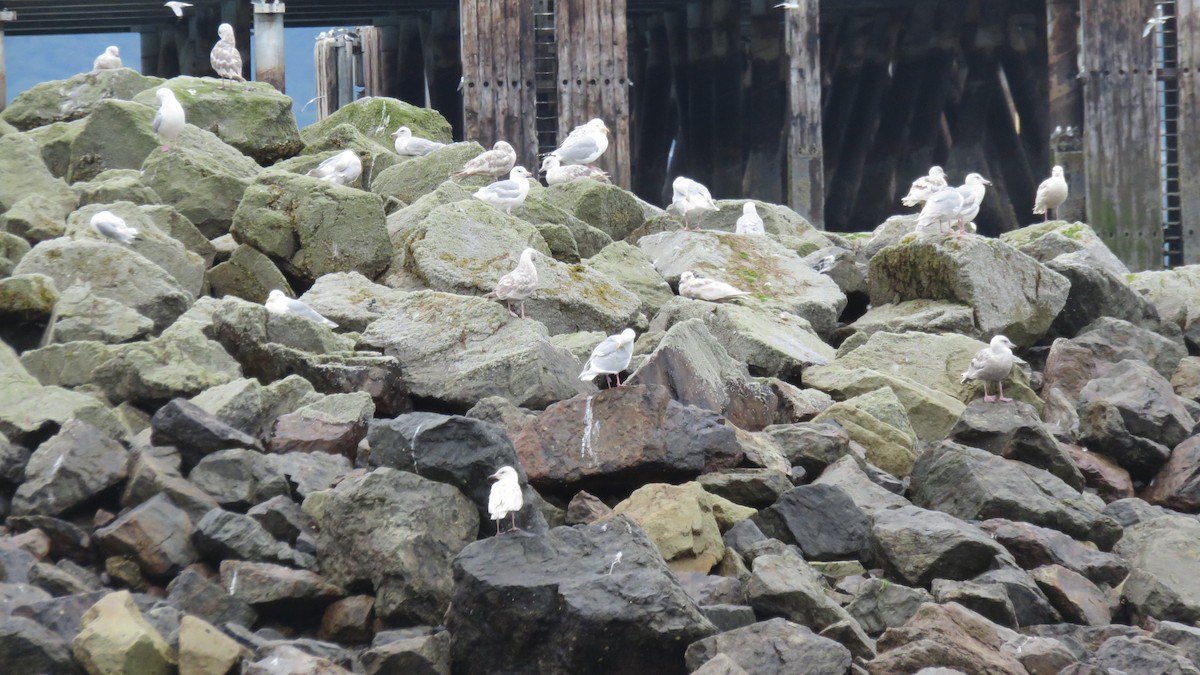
[847,299,976,340]
[65,99,158,184]
[585,241,673,315]
[0,192,77,243]
[25,119,82,179]
[1000,220,1129,276]
[301,96,452,148]
[370,143,486,204]
[689,199,825,240]
[90,324,243,404]
[1129,265,1200,350]
[231,170,391,282]
[813,387,918,478]
[610,482,735,574]
[542,180,647,241]
[131,76,302,164]
[0,231,31,277]
[516,187,615,261]
[206,244,293,304]
[72,169,161,206]
[0,133,77,214]
[2,68,164,131]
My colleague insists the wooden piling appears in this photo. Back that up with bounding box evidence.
[360,26,384,98]
[1046,0,1085,222]
[252,1,286,93]
[461,0,538,166]
[422,8,463,139]
[785,0,824,228]
[0,11,12,112]
[1176,0,1200,264]
[741,0,786,203]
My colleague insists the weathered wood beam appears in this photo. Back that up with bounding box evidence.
[422,8,462,139]
[709,0,742,197]
[741,0,786,202]
[684,1,716,189]
[1174,0,1199,264]
[785,0,824,228]
[0,11,12,112]
[252,1,286,93]
[631,14,677,202]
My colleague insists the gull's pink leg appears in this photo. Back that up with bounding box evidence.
[998,381,1012,403]
[510,513,519,532]
[495,519,500,536]
[982,381,995,403]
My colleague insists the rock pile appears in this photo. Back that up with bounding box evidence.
[0,69,1198,675]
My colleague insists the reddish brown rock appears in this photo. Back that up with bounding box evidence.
[267,393,373,460]
[319,595,375,644]
[564,490,612,525]
[94,494,197,578]
[868,602,1026,675]
[1,529,50,560]
[1142,436,1200,512]
[1063,444,1134,503]
[1029,564,1111,626]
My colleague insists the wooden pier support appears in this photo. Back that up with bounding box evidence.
[461,0,538,169]
[785,0,824,228]
[0,11,14,111]
[253,1,286,93]
[1174,0,1200,265]
[140,29,161,78]
[1046,0,1085,222]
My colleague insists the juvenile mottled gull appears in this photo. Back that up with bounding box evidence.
[579,328,636,387]
[453,141,517,179]
[901,166,948,207]
[392,126,446,156]
[307,149,362,186]
[954,173,992,233]
[539,155,609,186]
[486,248,539,318]
[93,46,122,71]
[210,23,246,87]
[152,88,186,152]
[916,187,964,234]
[90,211,139,244]
[679,271,751,302]
[1033,166,1068,222]
[473,166,533,214]
[164,1,192,18]
[549,118,609,165]
[736,203,765,235]
[265,289,338,328]
[671,176,719,230]
[961,335,1017,403]
[487,466,524,535]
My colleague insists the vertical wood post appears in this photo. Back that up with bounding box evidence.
[461,0,539,167]
[741,0,786,202]
[423,8,463,139]
[140,29,162,78]
[253,1,286,92]
[0,12,12,112]
[1046,0,1085,222]
[360,26,385,97]
[785,1,824,228]
[1175,0,1200,264]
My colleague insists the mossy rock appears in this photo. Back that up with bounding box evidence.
[140,204,217,267]
[1000,220,1128,276]
[0,192,77,243]
[64,99,159,184]
[543,180,646,241]
[585,241,674,316]
[207,244,294,304]
[72,169,161,207]
[295,126,398,187]
[517,188,613,260]
[0,376,127,443]
[370,142,486,204]
[91,324,244,405]
[0,132,77,214]
[846,299,976,340]
[2,68,164,131]
[0,273,59,322]
[814,387,919,478]
[26,120,84,178]
[688,199,822,240]
[0,231,32,277]
[300,96,452,150]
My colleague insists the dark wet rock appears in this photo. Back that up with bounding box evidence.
[752,484,871,561]
[165,567,257,628]
[977,518,1127,586]
[0,615,78,674]
[362,629,450,675]
[565,490,613,525]
[149,398,262,471]
[845,578,933,636]
[1142,436,1200,512]
[94,493,197,578]
[684,618,852,675]
[11,420,129,518]
[948,400,1083,489]
[762,422,853,477]
[194,509,313,569]
[119,452,220,524]
[318,595,376,645]
[871,505,1011,587]
[247,495,315,545]
[697,469,792,509]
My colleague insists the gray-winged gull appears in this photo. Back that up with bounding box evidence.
[954,173,991,233]
[210,23,246,88]
[961,335,1017,403]
[671,176,718,230]
[392,126,446,156]
[539,155,609,185]
[916,187,964,234]
[736,203,765,235]
[152,88,186,152]
[307,150,362,186]
[164,1,192,18]
[265,289,338,328]
[549,118,609,165]
[679,271,750,302]
[487,248,539,318]
[93,46,122,71]
[579,328,636,387]
[1033,166,1068,221]
[90,211,139,244]
[453,141,517,179]
[473,166,533,214]
[487,466,524,535]
[901,166,948,207]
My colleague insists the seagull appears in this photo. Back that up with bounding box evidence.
[473,166,534,214]
[775,1,800,8]
[152,88,186,152]
[90,211,139,244]
[540,155,609,186]
[307,149,363,187]
[1032,166,1068,222]
[953,173,991,234]
[486,248,539,318]
[453,141,517,179]
[392,126,447,156]
[901,166,948,207]
[549,118,609,165]
[678,271,751,302]
[1144,7,1173,38]
[671,176,719,230]
[265,290,338,328]
[916,187,964,234]
[210,23,246,88]
[735,203,765,235]
[164,1,192,18]
[961,335,1017,403]
[93,46,122,71]
[579,328,636,388]
[487,466,524,535]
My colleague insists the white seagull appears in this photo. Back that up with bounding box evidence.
[953,173,991,233]
[473,166,534,214]
[487,466,524,535]
[549,118,610,165]
[210,23,246,88]
[540,155,609,186]
[164,1,192,18]
[901,166,948,207]
[307,149,363,187]
[265,290,338,328]
[453,141,517,179]
[1144,7,1173,38]
[392,126,446,156]
[1032,166,1068,222]
[735,203,765,235]
[152,88,186,152]
[961,335,1017,403]
[916,187,964,234]
[486,248,539,318]
[678,271,751,303]
[90,211,139,244]
[579,328,636,388]
[93,46,122,71]
[671,176,719,230]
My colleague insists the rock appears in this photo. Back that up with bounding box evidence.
[247,496,314,545]
[846,299,976,341]
[909,442,1121,549]
[846,578,933,636]
[71,591,175,675]
[868,233,1070,346]
[1000,221,1129,276]
[72,169,160,207]
[94,493,197,578]
[697,469,792,509]
[178,614,245,675]
[762,422,853,476]
[1116,515,1200,624]
[295,272,407,333]
[370,143,484,204]
[268,392,373,459]
[150,398,262,470]
[362,630,450,675]
[1045,250,1160,338]
[868,602,1026,675]
[0,191,76,243]
[446,516,715,675]
[1129,265,1200,346]
[0,615,77,675]
[871,505,1011,586]
[684,618,852,675]
[189,375,321,439]
[1103,496,1168,528]
[243,644,351,675]
[11,419,129,517]
[304,468,477,624]
[231,170,391,282]
[1152,622,1200,667]
[931,579,1017,628]
[0,273,58,327]
[977,519,1127,586]
[0,373,125,447]
[194,509,312,568]
[359,290,588,408]
[301,96,451,152]
[64,100,159,183]
[120,452,220,524]
[1175,357,1200,402]
[0,231,31,276]
[812,455,911,513]
[1029,565,1111,626]
[753,484,871,560]
[609,482,735,573]
[207,244,293,304]
[812,387,918,478]
[1143,436,1200,511]
[745,547,868,642]
[1076,317,1187,380]
[46,283,155,344]
[188,448,351,509]
[166,567,257,628]
[948,400,1084,489]
[565,490,613,524]
[318,595,375,644]
[540,180,647,242]
[639,230,846,337]
[1063,444,1133,503]
[219,560,344,610]
[28,560,101,596]
[584,241,674,314]
[6,516,91,564]
[514,385,742,493]
[1093,635,1200,675]
[2,68,163,130]
[25,119,79,180]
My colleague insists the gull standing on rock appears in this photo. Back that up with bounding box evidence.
[671,177,719,230]
[953,173,991,234]
[486,248,539,318]
[961,335,1017,403]
[540,155,609,186]
[90,211,139,244]
[210,23,246,88]
[579,328,636,388]
[307,149,362,186]
[1033,166,1068,222]
[473,167,533,214]
[93,46,122,71]
[453,141,517,179]
[392,126,446,156]
[487,466,524,535]
[679,271,751,302]
[736,203,765,235]
[152,88,185,152]
[549,118,610,165]
[901,166,948,207]
[265,290,338,328]
[916,187,964,234]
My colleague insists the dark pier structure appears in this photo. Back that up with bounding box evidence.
[1,0,1195,270]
